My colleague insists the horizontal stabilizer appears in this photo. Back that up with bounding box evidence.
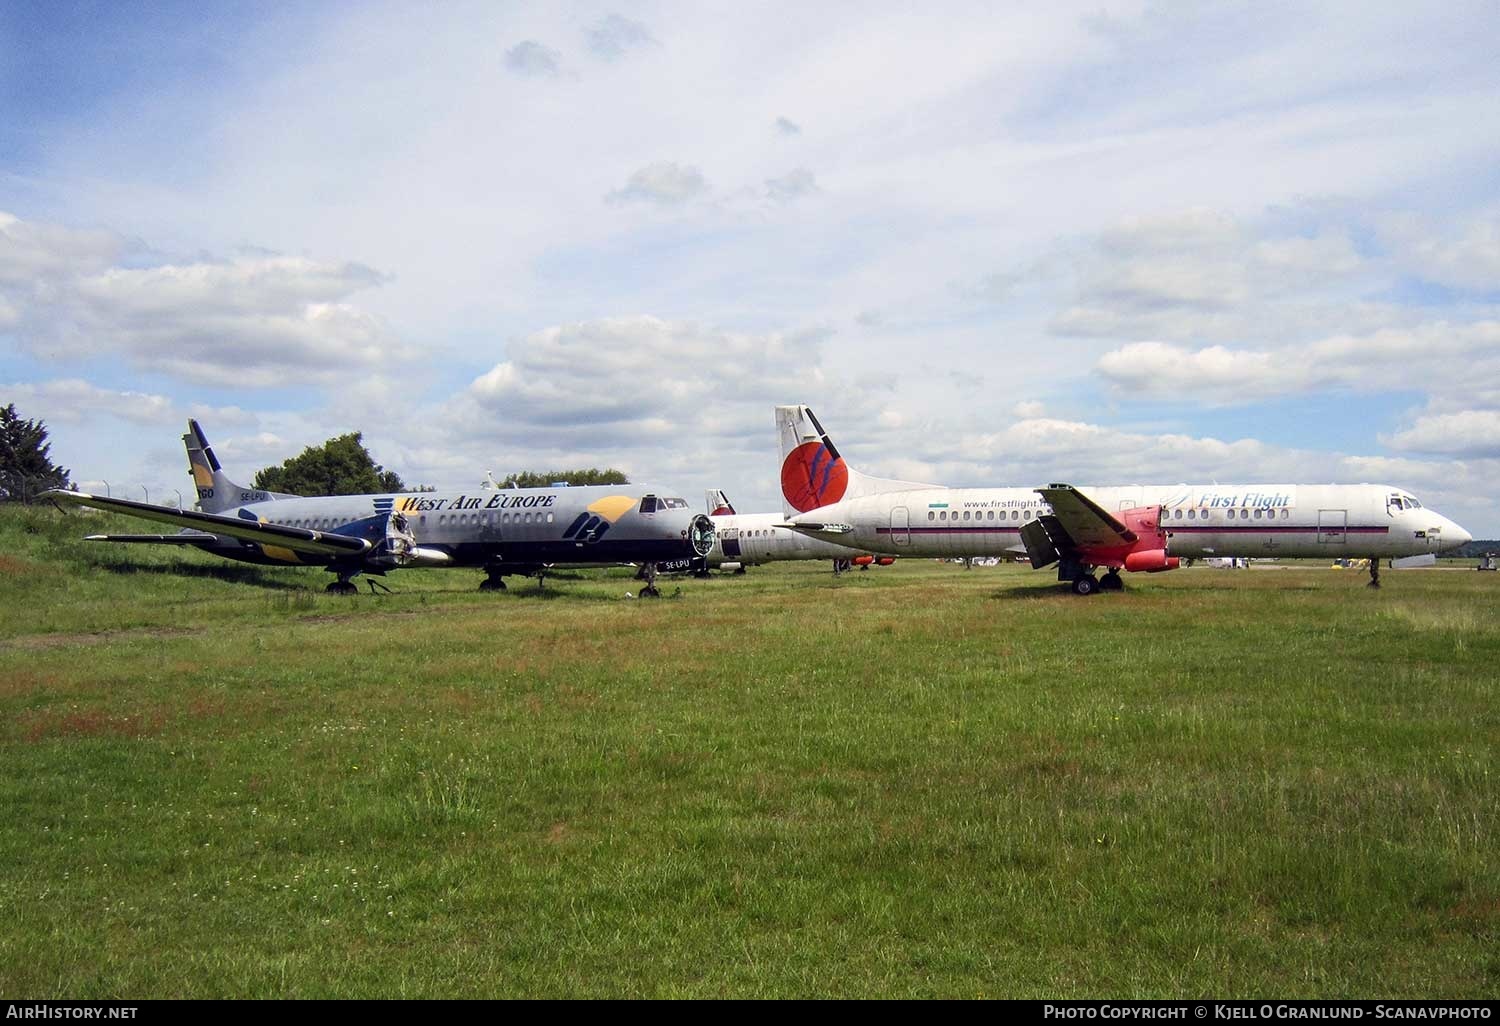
[779,521,855,535]
[46,490,372,558]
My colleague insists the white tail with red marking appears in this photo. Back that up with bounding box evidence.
[775,405,937,518]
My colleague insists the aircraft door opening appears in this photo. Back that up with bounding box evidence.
[891,506,910,546]
[1318,509,1347,544]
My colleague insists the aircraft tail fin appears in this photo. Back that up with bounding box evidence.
[706,489,737,516]
[183,419,288,512]
[775,405,937,518]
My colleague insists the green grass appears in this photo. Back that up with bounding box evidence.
[1,504,1496,997]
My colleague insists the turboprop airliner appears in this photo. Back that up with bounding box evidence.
[701,490,894,574]
[46,421,715,595]
[774,405,1471,595]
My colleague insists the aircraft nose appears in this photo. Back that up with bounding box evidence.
[1440,517,1471,552]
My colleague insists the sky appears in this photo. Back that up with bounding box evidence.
[4,1,1500,532]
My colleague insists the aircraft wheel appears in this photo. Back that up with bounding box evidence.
[1072,575,1098,596]
[479,577,507,592]
[1099,572,1123,591]
[326,580,358,596]
[640,584,661,598]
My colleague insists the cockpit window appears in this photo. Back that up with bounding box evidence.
[660,497,689,509]
[639,496,658,514]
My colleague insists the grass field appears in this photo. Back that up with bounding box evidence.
[1,503,1496,998]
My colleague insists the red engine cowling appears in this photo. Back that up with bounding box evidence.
[875,556,896,566]
[853,555,875,566]
[1124,548,1180,573]
[1085,505,1179,574]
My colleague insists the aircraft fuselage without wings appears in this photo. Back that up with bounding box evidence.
[774,405,1472,595]
[46,421,715,595]
[702,489,895,573]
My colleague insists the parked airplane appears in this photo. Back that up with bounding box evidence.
[46,421,715,595]
[701,490,894,574]
[774,405,1472,594]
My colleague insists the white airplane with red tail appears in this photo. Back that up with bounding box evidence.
[775,405,1471,594]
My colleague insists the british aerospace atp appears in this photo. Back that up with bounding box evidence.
[46,421,715,595]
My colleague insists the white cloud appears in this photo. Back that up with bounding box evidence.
[0,212,397,387]
[2,379,175,425]
[585,14,654,61]
[765,168,819,203]
[1381,214,1500,293]
[605,162,709,206]
[1385,410,1500,459]
[1096,322,1500,405]
[504,40,562,77]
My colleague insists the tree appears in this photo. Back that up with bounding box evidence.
[252,433,406,496]
[0,404,70,501]
[498,468,629,488]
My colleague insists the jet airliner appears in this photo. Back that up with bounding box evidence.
[47,421,715,595]
[774,405,1471,594]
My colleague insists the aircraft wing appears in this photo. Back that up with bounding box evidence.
[85,532,222,545]
[45,490,372,558]
[1034,484,1136,547]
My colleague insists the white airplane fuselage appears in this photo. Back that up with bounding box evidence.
[793,483,1470,560]
[708,511,874,567]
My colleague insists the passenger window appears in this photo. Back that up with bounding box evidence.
[928,511,935,521]
[1187,509,1195,520]
[546,512,554,524]
[963,511,971,521]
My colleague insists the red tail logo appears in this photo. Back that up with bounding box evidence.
[781,441,849,512]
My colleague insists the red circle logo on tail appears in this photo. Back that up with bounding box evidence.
[781,441,849,512]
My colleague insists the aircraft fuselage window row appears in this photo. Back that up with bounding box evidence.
[279,512,565,531]
[1172,508,1291,521]
[927,509,1037,522]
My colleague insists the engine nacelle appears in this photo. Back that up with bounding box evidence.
[875,556,896,566]
[852,555,875,566]
[1124,548,1180,573]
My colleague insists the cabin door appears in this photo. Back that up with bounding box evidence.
[891,506,910,547]
[1317,509,1347,544]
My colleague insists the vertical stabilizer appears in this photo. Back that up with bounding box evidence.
[184,420,287,512]
[706,489,737,516]
[774,405,938,518]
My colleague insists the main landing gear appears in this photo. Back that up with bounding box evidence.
[326,570,361,595]
[326,571,393,595]
[1368,558,1381,589]
[638,562,661,598]
[1069,568,1122,595]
